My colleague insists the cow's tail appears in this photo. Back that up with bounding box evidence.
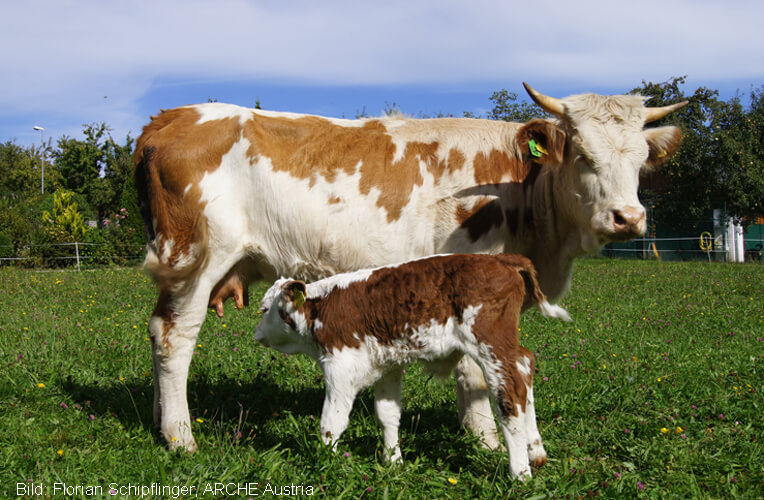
[133,144,209,288]
[515,258,571,322]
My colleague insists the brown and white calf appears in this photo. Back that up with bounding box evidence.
[255,253,570,480]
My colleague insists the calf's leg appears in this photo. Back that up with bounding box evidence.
[374,369,403,462]
[516,349,546,467]
[470,355,533,480]
[319,363,361,450]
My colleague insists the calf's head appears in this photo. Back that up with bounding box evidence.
[255,279,315,356]
[520,83,686,252]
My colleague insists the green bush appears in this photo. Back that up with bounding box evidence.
[0,233,13,260]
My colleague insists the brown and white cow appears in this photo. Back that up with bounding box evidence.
[134,83,686,452]
[255,253,571,479]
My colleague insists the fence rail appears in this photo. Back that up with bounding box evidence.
[2,236,762,272]
[603,236,764,263]
[0,242,145,270]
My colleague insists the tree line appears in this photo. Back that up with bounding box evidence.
[0,123,142,266]
[1,76,762,267]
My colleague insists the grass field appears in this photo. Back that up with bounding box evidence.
[1,259,762,498]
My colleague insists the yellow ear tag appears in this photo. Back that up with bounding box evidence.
[658,149,667,158]
[294,290,306,308]
[535,143,549,156]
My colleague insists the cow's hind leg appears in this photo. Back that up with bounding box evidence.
[150,282,213,452]
[455,357,502,450]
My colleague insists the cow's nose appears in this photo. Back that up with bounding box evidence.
[612,206,646,236]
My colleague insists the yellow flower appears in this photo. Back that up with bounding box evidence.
[37,383,46,388]
[448,478,458,485]
[657,377,662,382]
[661,427,669,434]
[196,418,204,424]
[172,437,178,442]
[119,376,125,382]
[57,449,63,456]
[676,426,684,433]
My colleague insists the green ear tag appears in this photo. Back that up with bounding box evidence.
[529,139,543,158]
[294,289,306,308]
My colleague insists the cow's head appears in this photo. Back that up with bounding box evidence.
[520,83,686,252]
[255,279,316,356]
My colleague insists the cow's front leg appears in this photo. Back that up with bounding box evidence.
[454,357,501,450]
[374,368,403,462]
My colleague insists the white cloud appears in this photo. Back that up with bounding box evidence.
[2,0,763,143]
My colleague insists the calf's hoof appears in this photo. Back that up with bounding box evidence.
[528,439,547,468]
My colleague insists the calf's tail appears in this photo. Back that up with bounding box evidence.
[517,261,572,322]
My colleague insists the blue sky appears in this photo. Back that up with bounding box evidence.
[3,0,763,148]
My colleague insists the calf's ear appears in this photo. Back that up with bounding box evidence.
[515,119,566,166]
[644,126,682,169]
[283,280,307,308]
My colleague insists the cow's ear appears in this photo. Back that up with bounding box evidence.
[644,126,682,169]
[516,119,566,166]
[283,280,307,308]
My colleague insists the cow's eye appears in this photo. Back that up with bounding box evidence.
[575,155,596,171]
[575,154,591,166]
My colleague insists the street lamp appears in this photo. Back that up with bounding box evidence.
[33,126,45,194]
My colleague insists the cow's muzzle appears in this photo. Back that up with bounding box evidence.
[611,206,646,239]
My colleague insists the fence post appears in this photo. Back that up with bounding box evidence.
[75,242,81,271]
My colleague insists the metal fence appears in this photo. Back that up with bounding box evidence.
[602,236,764,262]
[1,234,762,271]
[0,242,145,270]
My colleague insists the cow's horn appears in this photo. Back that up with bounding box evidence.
[523,82,564,117]
[644,100,689,123]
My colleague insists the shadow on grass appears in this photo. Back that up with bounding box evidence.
[61,373,487,469]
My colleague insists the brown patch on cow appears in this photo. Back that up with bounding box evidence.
[134,107,241,279]
[456,198,505,242]
[447,148,466,173]
[243,115,467,222]
[473,149,529,184]
[152,291,176,350]
[328,196,342,204]
[515,119,567,167]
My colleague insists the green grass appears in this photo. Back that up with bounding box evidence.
[1,259,762,498]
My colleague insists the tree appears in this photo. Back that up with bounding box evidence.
[41,189,88,240]
[0,140,58,197]
[54,123,134,222]
[469,90,547,121]
[634,76,764,227]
